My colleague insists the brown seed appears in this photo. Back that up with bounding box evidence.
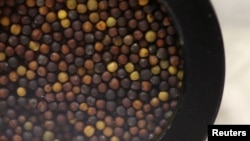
[132,100,143,110]
[92,53,102,63]
[0,88,9,99]
[108,78,120,90]
[82,75,92,85]
[39,44,50,54]
[84,59,94,70]
[96,21,106,31]
[9,71,19,82]
[46,12,57,23]
[89,12,100,23]
[31,29,43,41]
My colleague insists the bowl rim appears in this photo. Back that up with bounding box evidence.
[159,0,225,140]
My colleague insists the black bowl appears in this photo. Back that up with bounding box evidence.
[159,0,225,141]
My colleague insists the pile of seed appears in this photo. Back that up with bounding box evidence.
[0,0,183,141]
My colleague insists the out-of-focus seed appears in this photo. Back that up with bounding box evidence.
[83,125,95,138]
[67,0,77,10]
[17,87,27,97]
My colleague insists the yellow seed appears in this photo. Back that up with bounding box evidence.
[23,121,33,131]
[57,10,67,20]
[52,82,62,92]
[150,97,160,107]
[158,91,169,101]
[145,30,157,43]
[69,118,77,124]
[0,52,6,61]
[138,0,149,6]
[79,103,88,111]
[26,70,36,80]
[17,87,27,97]
[29,41,40,51]
[130,71,139,81]
[168,65,177,75]
[151,66,161,75]
[96,121,105,130]
[42,130,54,141]
[83,125,95,138]
[178,82,182,88]
[124,62,135,73]
[177,70,184,80]
[107,61,118,73]
[60,18,71,28]
[110,136,120,141]
[160,60,169,69]
[58,72,69,83]
[139,48,149,58]
[147,14,154,23]
[17,65,27,76]
[77,4,87,14]
[66,0,77,10]
[103,127,113,137]
[87,0,98,11]
[106,17,117,27]
[10,24,21,35]
[0,16,10,26]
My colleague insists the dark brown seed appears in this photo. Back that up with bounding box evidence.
[105,89,116,100]
[135,10,145,20]
[138,20,149,31]
[151,21,160,31]
[64,28,74,39]
[156,48,168,59]
[108,0,118,7]
[110,8,121,18]
[85,44,95,56]
[168,76,178,87]
[74,47,84,56]
[37,101,47,112]
[122,98,131,108]
[117,17,127,27]
[118,27,128,36]
[8,36,19,47]
[117,68,127,79]
[128,19,137,29]
[116,106,126,116]
[37,54,48,65]
[94,31,104,40]
[50,42,60,52]
[0,33,8,42]
[129,54,139,64]
[108,28,118,37]
[124,9,133,19]
[21,16,31,24]
[128,0,137,7]
[73,31,84,41]
[31,29,43,41]
[46,62,58,72]
[106,101,116,112]
[8,57,19,68]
